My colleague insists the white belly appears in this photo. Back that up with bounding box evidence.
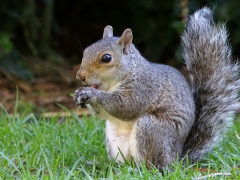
[88,104,140,162]
[105,120,140,162]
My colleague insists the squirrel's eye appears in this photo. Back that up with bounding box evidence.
[101,54,112,63]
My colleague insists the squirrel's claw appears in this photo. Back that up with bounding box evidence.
[80,103,87,108]
[74,88,92,108]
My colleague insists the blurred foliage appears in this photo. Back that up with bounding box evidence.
[1,0,240,79]
[0,32,32,79]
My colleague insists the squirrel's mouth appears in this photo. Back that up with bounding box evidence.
[79,82,101,89]
[91,83,101,89]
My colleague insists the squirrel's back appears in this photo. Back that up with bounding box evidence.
[181,7,240,162]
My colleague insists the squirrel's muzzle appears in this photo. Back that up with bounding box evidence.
[76,69,86,82]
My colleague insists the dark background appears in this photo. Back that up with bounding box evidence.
[0,0,240,113]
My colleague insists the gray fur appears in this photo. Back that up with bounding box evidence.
[74,7,240,170]
[181,7,240,162]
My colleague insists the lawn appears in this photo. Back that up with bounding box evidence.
[0,103,239,179]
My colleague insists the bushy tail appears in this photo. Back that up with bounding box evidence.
[181,7,240,162]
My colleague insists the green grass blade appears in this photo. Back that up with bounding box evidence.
[0,152,21,174]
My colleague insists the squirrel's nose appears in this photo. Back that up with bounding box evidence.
[76,70,86,82]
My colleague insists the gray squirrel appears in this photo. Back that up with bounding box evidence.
[74,7,240,170]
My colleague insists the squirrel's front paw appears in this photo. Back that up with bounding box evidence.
[74,87,96,108]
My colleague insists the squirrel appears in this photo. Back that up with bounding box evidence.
[74,7,240,170]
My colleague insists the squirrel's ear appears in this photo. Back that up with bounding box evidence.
[103,25,113,38]
[117,29,133,55]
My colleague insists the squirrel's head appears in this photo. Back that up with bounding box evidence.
[76,25,133,92]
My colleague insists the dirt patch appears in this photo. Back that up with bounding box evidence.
[0,56,82,114]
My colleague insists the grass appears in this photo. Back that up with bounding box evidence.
[0,104,240,179]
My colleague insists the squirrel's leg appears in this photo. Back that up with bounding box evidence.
[136,115,184,170]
